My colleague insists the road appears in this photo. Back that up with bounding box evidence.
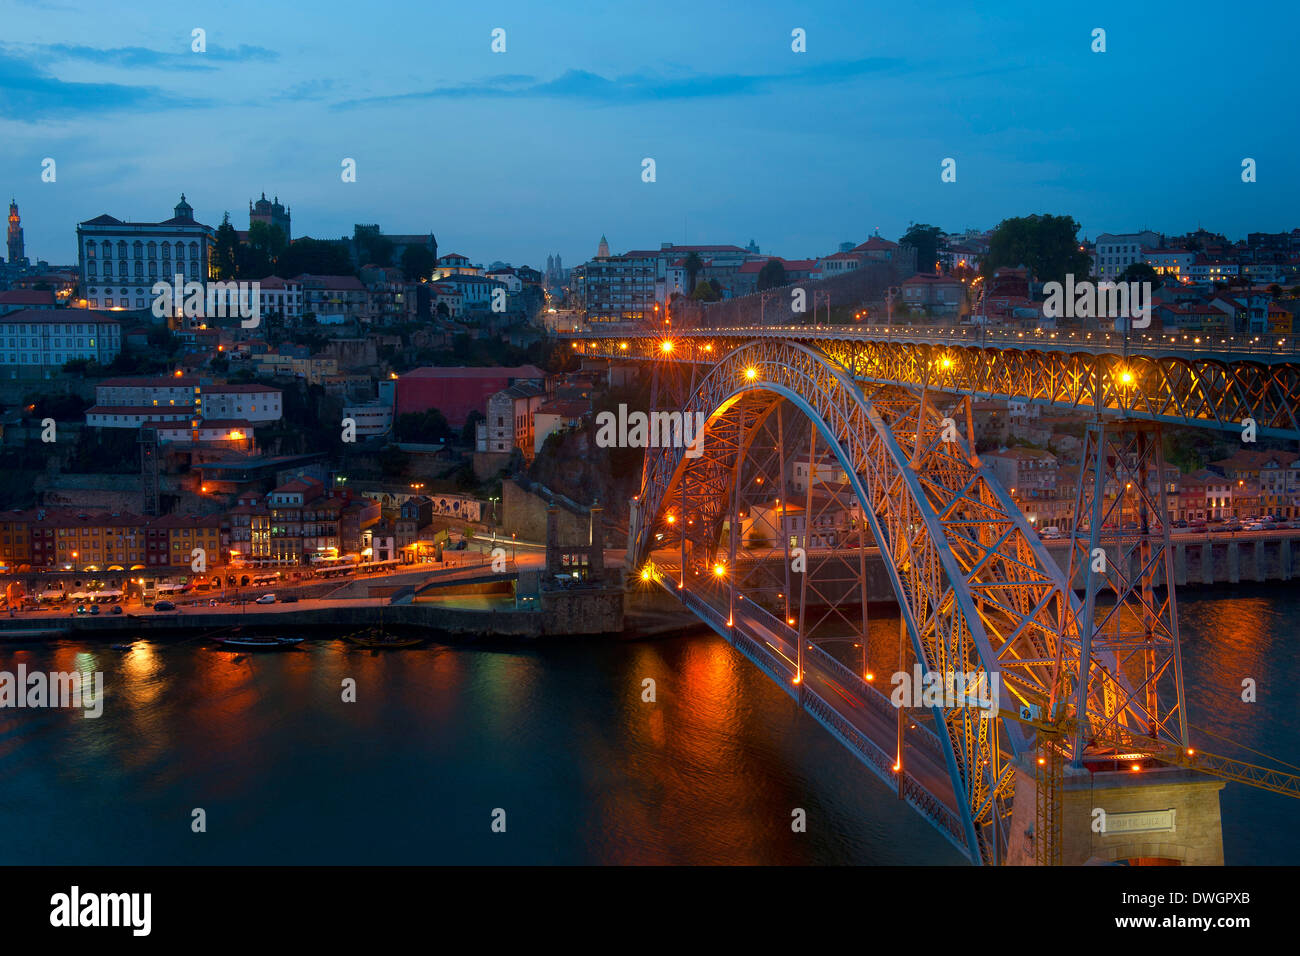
[686,576,961,818]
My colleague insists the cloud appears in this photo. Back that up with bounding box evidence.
[5,42,279,71]
[0,48,208,118]
[331,57,908,110]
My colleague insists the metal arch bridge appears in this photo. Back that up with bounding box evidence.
[572,324,1300,439]
[567,326,1300,865]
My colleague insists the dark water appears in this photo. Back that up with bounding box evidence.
[0,586,1296,865]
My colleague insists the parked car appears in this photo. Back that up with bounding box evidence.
[110,605,124,615]
[1038,526,1064,539]
[89,604,100,615]
[154,600,176,612]
[75,604,89,615]
[280,594,299,603]
[255,593,277,604]
[1173,519,1188,529]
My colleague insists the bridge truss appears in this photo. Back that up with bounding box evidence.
[586,329,1300,863]
[624,339,1200,864]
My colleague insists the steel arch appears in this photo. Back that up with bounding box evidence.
[633,339,1126,863]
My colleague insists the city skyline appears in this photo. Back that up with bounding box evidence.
[2,0,1297,268]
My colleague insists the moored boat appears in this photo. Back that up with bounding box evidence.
[213,634,304,650]
[344,627,425,649]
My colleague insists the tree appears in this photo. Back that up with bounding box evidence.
[900,224,944,275]
[212,213,240,280]
[1118,261,1163,290]
[241,222,287,278]
[691,278,720,302]
[401,245,436,282]
[982,214,1093,285]
[683,251,703,294]
[277,238,355,278]
[757,258,787,291]
[378,444,411,477]
[354,225,394,268]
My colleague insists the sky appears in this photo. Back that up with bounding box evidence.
[2,0,1297,270]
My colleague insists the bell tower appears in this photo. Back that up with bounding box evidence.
[7,200,25,264]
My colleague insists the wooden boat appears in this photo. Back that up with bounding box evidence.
[213,634,304,650]
[344,626,425,650]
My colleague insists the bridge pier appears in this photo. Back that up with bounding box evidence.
[1005,760,1225,865]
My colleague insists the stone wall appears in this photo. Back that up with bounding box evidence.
[502,478,594,545]
[1005,761,1225,865]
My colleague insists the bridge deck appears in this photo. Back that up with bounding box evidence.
[569,324,1300,363]
[661,574,972,858]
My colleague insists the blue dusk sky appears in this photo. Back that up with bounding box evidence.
[1,0,1296,269]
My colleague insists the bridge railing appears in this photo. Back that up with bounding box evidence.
[567,324,1300,358]
[800,679,967,848]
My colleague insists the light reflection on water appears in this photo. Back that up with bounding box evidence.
[0,584,1294,865]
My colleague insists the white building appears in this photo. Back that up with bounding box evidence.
[343,402,393,437]
[77,196,214,312]
[1092,231,1161,280]
[257,276,303,320]
[200,384,282,422]
[86,376,281,428]
[0,309,121,380]
[1142,249,1194,282]
[96,375,203,409]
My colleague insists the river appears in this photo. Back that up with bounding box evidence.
[0,585,1295,864]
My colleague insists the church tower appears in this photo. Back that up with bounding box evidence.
[173,194,194,221]
[7,200,25,264]
[596,235,610,258]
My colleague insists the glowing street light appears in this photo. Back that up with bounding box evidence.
[744,366,758,381]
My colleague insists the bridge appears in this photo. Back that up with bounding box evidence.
[569,323,1300,865]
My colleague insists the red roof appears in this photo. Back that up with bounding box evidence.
[0,290,56,306]
[203,383,282,394]
[87,405,193,416]
[0,309,119,325]
[101,375,200,388]
[402,365,544,380]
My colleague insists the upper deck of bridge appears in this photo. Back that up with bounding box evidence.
[566,324,1300,365]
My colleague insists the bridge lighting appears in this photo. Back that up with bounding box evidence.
[619,342,629,350]
[640,567,653,582]
[1130,763,1142,772]
[939,355,953,370]
[713,563,726,577]
[892,762,900,772]
[866,672,875,681]
[660,340,674,354]
[744,366,759,381]
[666,514,676,524]
[1118,368,1134,386]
